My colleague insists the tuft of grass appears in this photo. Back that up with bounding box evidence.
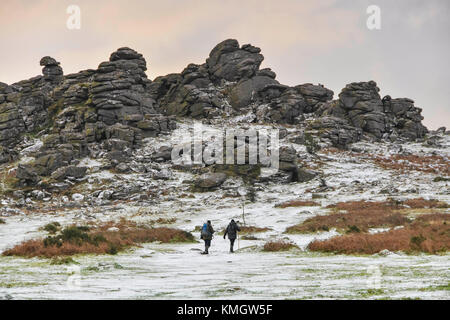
[2,219,195,258]
[419,283,450,292]
[346,225,361,234]
[239,226,271,234]
[275,200,319,208]
[0,218,5,224]
[433,176,450,182]
[150,218,177,225]
[241,235,258,240]
[50,257,79,265]
[263,240,299,252]
[42,222,61,234]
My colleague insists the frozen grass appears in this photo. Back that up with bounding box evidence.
[285,200,410,234]
[403,198,449,209]
[275,200,320,208]
[263,240,299,252]
[285,199,449,234]
[239,226,272,234]
[371,154,449,175]
[2,220,195,258]
[308,213,450,254]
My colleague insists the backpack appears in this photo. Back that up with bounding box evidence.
[201,223,209,239]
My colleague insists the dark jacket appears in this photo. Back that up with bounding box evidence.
[201,223,215,240]
[224,221,241,240]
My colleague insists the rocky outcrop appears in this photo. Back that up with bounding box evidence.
[93,47,155,125]
[315,81,427,145]
[382,96,428,140]
[0,40,431,187]
[150,39,334,125]
[1,48,175,185]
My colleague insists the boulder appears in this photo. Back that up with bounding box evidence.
[194,172,227,190]
[206,39,264,83]
[50,166,87,181]
[229,76,279,110]
[295,83,333,113]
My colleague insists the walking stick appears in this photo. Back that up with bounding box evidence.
[242,200,246,226]
[238,232,240,250]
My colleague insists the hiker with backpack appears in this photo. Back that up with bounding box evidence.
[223,219,241,253]
[200,220,215,254]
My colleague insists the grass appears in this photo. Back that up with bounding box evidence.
[285,200,409,234]
[216,225,271,236]
[403,198,448,209]
[41,222,61,234]
[371,154,449,175]
[0,218,5,224]
[275,200,319,208]
[239,226,271,234]
[308,213,450,254]
[285,199,448,234]
[50,257,79,265]
[2,219,195,258]
[149,218,177,225]
[433,176,450,182]
[263,240,299,252]
[0,281,44,288]
[418,283,450,292]
[241,235,259,240]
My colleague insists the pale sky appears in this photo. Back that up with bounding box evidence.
[1,0,449,129]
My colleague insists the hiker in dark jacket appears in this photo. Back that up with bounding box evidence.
[200,220,215,254]
[223,219,241,253]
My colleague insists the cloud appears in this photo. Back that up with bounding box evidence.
[0,0,448,129]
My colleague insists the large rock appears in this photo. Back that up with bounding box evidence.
[383,97,428,140]
[206,39,264,83]
[338,81,386,138]
[229,76,279,110]
[295,83,334,113]
[40,56,63,84]
[194,172,227,190]
[50,165,87,181]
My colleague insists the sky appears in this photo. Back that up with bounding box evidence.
[1,0,449,129]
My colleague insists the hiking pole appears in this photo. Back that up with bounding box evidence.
[238,232,240,250]
[242,200,246,226]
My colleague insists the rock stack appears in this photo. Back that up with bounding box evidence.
[150,39,335,124]
[315,81,428,142]
[6,48,176,186]
[40,56,63,84]
[0,39,431,186]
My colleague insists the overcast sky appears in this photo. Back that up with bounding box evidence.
[1,0,448,129]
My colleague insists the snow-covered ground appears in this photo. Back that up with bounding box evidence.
[0,124,449,300]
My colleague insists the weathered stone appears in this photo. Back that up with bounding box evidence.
[206,39,264,83]
[194,172,227,190]
[50,166,87,181]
